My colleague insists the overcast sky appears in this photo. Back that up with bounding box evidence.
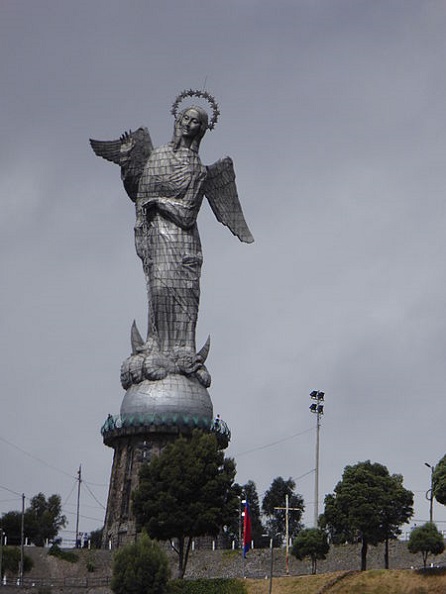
[2,0,446,543]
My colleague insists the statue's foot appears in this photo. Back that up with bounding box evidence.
[174,350,202,375]
[143,354,172,380]
[195,365,211,388]
[121,354,146,389]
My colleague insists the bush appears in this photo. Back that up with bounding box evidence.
[1,546,33,577]
[111,533,170,594]
[48,544,78,563]
[167,579,247,594]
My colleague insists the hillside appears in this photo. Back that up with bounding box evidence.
[4,540,446,593]
[245,570,446,594]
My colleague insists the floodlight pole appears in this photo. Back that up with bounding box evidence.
[314,412,321,527]
[309,391,325,527]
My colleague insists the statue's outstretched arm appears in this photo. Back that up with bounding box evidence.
[204,157,254,243]
[89,127,153,201]
[151,197,200,229]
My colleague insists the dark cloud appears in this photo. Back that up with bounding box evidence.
[1,1,446,539]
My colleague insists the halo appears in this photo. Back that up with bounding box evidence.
[171,89,220,130]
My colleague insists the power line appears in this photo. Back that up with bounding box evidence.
[63,479,78,508]
[0,436,76,480]
[0,484,24,499]
[0,436,107,507]
[83,481,106,510]
[234,427,314,457]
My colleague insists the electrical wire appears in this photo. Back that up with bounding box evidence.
[234,427,314,457]
[0,436,76,480]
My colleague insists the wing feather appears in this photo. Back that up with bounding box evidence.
[89,138,122,164]
[204,157,254,243]
[90,127,153,201]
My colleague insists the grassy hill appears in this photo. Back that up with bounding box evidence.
[245,568,446,594]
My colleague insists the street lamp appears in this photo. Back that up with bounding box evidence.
[424,462,435,523]
[309,390,325,527]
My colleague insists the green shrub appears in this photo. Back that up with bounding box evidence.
[167,578,247,594]
[48,544,78,563]
[111,533,170,594]
[1,546,33,577]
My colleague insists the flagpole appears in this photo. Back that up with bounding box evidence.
[242,499,252,577]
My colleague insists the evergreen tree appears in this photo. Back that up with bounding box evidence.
[132,430,238,578]
[262,477,304,545]
[223,480,265,549]
[322,461,413,570]
[242,480,265,548]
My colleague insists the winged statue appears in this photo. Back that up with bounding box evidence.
[90,91,253,389]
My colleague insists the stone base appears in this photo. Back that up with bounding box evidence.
[101,374,214,548]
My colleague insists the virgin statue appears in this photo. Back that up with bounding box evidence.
[90,90,253,390]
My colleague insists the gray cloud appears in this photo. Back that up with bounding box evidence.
[1,1,446,539]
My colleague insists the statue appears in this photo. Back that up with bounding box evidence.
[90,90,253,391]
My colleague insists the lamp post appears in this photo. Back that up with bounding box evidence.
[309,390,325,527]
[424,462,435,523]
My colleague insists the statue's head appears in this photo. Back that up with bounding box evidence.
[171,106,209,152]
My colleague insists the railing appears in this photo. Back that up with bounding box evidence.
[1,576,111,588]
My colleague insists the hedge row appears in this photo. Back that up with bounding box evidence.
[168,578,248,594]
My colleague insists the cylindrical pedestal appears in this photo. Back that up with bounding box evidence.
[101,375,213,548]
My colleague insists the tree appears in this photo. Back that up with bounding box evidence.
[1,493,67,547]
[432,455,446,505]
[241,480,265,548]
[227,480,265,549]
[132,430,238,578]
[408,523,445,568]
[322,461,413,571]
[25,493,67,546]
[379,473,414,569]
[1,511,22,546]
[262,477,304,545]
[291,528,329,574]
[111,532,170,594]
[89,527,103,549]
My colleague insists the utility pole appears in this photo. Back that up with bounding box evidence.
[19,493,25,585]
[309,390,325,527]
[75,465,82,547]
[0,526,3,584]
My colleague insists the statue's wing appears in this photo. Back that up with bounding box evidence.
[89,137,122,164]
[204,157,254,243]
[89,127,153,201]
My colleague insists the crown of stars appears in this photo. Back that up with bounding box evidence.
[171,89,220,130]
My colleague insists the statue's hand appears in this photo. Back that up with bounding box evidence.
[120,131,136,153]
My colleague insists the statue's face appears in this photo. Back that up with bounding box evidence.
[180,109,202,138]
